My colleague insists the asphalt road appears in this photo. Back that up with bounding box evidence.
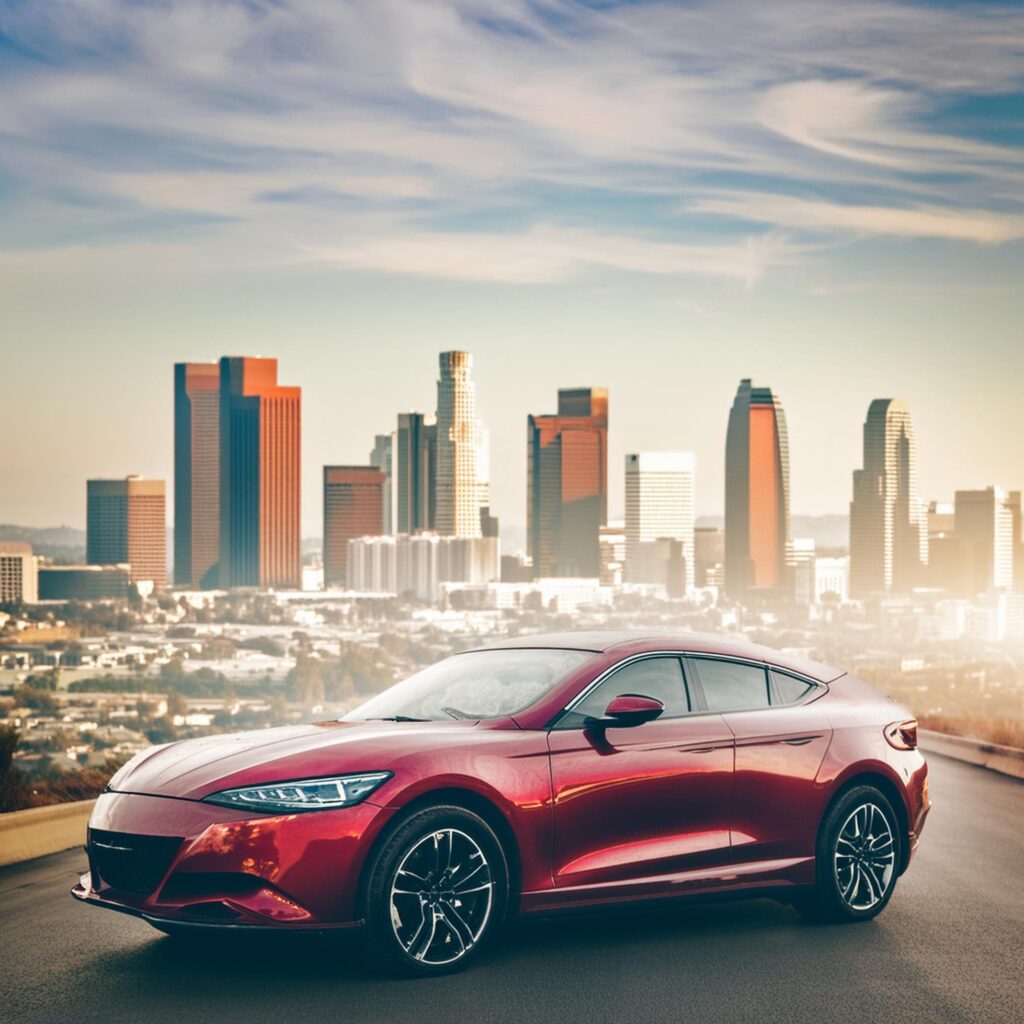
[2,753,1022,1024]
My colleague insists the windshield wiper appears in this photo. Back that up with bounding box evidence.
[366,715,427,722]
[440,706,476,720]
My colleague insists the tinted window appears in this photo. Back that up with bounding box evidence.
[688,658,769,711]
[559,656,689,727]
[770,669,815,705]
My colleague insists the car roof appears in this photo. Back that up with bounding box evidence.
[470,630,845,684]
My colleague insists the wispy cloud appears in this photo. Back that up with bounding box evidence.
[0,0,1022,283]
[299,225,797,285]
[691,194,1024,244]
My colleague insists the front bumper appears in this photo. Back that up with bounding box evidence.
[71,790,397,929]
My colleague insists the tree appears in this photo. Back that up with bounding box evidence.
[0,725,27,812]
[18,687,58,712]
[269,692,289,726]
[146,717,177,744]
[288,652,324,707]
[201,637,235,661]
[24,668,60,691]
[159,657,186,688]
[166,691,188,719]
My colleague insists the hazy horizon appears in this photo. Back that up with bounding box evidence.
[3,1,1022,535]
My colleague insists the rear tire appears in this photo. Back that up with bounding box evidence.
[362,805,509,976]
[795,785,902,923]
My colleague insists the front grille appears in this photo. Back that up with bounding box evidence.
[89,829,183,896]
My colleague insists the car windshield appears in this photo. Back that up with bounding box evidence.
[345,648,593,723]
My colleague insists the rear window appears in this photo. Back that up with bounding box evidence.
[769,669,816,705]
[686,657,770,711]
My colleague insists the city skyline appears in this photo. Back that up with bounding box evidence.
[2,348,1024,540]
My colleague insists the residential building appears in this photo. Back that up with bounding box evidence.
[0,543,37,604]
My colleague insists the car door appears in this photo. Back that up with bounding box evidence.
[547,654,734,891]
[685,657,832,863]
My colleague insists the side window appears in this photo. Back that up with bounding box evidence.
[769,669,815,706]
[559,656,690,727]
[687,658,769,712]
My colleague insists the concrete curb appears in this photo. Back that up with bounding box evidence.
[0,799,93,868]
[919,729,1024,781]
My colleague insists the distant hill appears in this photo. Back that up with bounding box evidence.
[696,514,849,551]
[0,524,86,563]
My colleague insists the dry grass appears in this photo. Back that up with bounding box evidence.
[918,713,1024,751]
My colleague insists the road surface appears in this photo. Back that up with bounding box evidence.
[2,753,1022,1024]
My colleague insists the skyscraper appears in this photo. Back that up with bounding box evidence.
[624,452,695,593]
[1010,491,1023,592]
[527,387,608,577]
[87,476,166,588]
[395,412,436,534]
[369,433,394,534]
[219,357,301,589]
[323,466,385,588]
[849,399,928,596]
[435,351,486,538]
[724,379,791,599]
[174,362,220,588]
[954,486,1015,594]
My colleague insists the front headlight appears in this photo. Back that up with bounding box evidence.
[202,772,393,813]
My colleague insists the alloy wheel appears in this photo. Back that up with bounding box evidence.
[834,802,895,911]
[389,828,494,966]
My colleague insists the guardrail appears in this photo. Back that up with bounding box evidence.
[0,799,93,868]
[919,729,1024,780]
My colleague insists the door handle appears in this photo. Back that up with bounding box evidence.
[782,737,815,746]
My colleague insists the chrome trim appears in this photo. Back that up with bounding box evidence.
[552,650,824,727]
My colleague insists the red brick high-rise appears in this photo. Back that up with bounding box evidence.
[323,466,385,588]
[174,362,220,588]
[219,357,301,589]
[86,476,166,588]
[527,388,608,578]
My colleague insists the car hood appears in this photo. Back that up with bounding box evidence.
[109,720,481,802]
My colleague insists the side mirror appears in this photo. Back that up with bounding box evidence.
[599,693,664,728]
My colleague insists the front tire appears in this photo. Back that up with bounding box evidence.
[795,785,901,923]
[362,805,508,976]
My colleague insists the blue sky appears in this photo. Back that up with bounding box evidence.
[1,0,1022,536]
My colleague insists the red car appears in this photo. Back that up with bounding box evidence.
[73,631,929,975]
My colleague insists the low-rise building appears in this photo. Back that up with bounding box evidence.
[0,543,38,604]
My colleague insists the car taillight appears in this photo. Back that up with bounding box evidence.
[885,719,918,750]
